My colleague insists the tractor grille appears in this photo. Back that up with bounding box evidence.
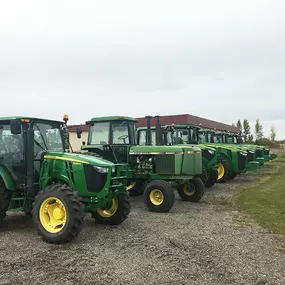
[84,164,107,193]
[264,149,269,155]
[202,149,214,161]
[238,152,247,171]
[255,149,263,158]
[155,155,175,174]
[247,151,254,162]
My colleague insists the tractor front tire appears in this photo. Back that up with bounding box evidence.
[127,180,147,196]
[178,178,204,202]
[144,180,175,213]
[32,183,84,244]
[0,191,11,224]
[217,160,233,183]
[92,192,131,225]
[205,170,218,188]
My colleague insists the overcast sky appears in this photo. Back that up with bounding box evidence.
[0,0,284,139]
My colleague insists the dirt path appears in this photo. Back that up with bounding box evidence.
[0,170,284,285]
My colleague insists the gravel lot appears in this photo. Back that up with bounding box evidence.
[0,166,285,285]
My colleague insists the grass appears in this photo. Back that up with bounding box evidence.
[232,155,285,235]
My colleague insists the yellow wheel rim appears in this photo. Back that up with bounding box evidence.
[183,182,195,196]
[149,189,164,206]
[126,181,136,191]
[217,163,225,180]
[39,197,67,233]
[96,198,118,217]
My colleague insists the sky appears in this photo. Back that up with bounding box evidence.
[0,0,284,139]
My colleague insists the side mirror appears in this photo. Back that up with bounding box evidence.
[10,120,21,134]
[76,127,82,139]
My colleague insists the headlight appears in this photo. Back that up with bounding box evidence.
[239,151,247,156]
[112,166,116,173]
[248,150,255,154]
[208,150,215,155]
[265,148,269,151]
[93,166,109,173]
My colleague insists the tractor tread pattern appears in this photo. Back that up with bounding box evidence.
[32,183,84,244]
[0,191,11,224]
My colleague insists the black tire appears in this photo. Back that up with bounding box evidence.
[32,183,84,244]
[228,173,237,180]
[177,177,204,202]
[92,192,131,225]
[199,166,208,185]
[144,180,175,213]
[127,180,147,196]
[0,191,11,224]
[205,170,218,188]
[217,159,233,183]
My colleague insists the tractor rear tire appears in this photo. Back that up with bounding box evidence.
[32,183,84,244]
[92,192,131,225]
[177,177,204,202]
[127,180,147,196]
[144,180,175,213]
[0,191,11,224]
[205,170,218,188]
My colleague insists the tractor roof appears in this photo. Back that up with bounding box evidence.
[87,116,138,124]
[137,124,201,130]
[0,116,63,125]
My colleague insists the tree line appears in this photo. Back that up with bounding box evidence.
[232,119,278,146]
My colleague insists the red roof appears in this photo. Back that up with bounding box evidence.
[135,114,240,133]
[67,114,240,133]
[67,124,89,132]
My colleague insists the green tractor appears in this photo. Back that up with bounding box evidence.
[0,116,130,244]
[136,123,219,188]
[77,116,204,213]
[198,127,260,181]
[216,130,277,163]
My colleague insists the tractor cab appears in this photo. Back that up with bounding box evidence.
[80,116,137,164]
[0,117,66,194]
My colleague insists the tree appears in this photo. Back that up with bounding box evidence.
[236,119,243,142]
[254,119,263,141]
[243,119,251,143]
[236,120,242,132]
[270,125,276,141]
[248,134,254,143]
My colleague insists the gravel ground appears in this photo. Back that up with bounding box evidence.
[0,167,285,285]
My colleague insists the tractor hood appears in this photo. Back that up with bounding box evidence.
[44,152,114,167]
[129,145,201,154]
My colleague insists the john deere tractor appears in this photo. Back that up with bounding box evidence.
[0,116,130,244]
[136,122,219,188]
[77,116,204,213]
[198,127,260,181]
[216,130,277,163]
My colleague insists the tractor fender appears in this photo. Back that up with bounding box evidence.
[40,174,75,189]
[0,166,16,190]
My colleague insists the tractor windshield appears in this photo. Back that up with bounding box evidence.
[138,130,157,145]
[89,121,136,145]
[227,135,238,144]
[33,122,64,153]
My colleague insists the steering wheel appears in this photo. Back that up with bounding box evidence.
[118,134,128,140]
